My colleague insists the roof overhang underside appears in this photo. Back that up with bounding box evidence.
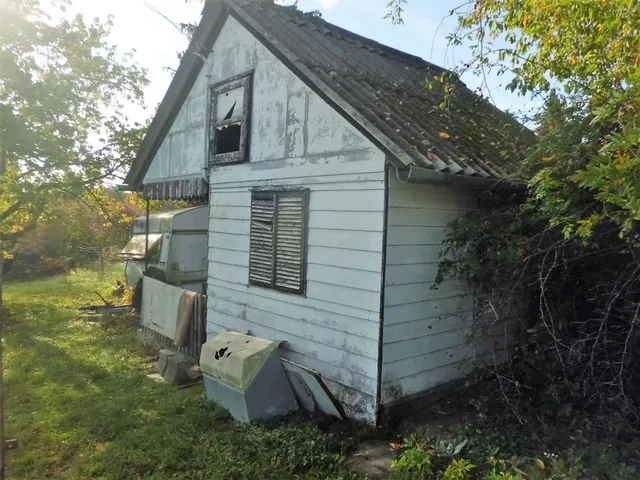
[143,178,209,201]
[124,0,228,193]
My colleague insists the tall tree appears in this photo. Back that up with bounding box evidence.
[389,0,639,237]
[0,1,148,472]
[0,0,148,244]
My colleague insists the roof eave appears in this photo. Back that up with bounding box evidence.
[125,1,228,189]
[394,165,525,193]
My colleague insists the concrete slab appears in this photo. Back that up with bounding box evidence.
[156,349,175,376]
[164,352,192,385]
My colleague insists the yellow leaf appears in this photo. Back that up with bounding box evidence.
[536,458,546,470]
[439,132,450,139]
[542,156,552,162]
[3,251,14,260]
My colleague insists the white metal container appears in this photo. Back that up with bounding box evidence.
[200,331,298,422]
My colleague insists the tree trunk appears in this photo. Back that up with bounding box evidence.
[0,103,8,480]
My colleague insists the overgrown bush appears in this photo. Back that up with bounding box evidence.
[437,189,640,429]
[5,219,72,279]
[421,0,640,436]
[391,434,435,478]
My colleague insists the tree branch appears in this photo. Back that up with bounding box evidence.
[0,202,22,225]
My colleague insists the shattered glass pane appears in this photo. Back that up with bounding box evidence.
[216,86,245,123]
[215,124,241,154]
[120,234,163,259]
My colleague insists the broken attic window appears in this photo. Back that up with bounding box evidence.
[215,124,241,154]
[209,75,252,165]
[224,104,236,120]
[215,86,244,123]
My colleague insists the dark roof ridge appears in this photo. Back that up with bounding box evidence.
[260,1,453,78]
[126,0,535,189]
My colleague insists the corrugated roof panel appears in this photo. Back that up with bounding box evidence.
[235,1,535,180]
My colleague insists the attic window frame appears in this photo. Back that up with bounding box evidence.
[249,188,310,296]
[209,72,253,165]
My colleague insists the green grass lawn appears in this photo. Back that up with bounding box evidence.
[6,265,640,480]
[3,265,365,479]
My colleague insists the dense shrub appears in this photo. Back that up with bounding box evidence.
[438,193,640,429]
[4,188,192,280]
[420,0,640,435]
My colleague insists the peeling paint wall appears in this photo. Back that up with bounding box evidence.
[204,16,386,422]
[381,174,477,404]
[141,11,500,420]
[143,66,208,184]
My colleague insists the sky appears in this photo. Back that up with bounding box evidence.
[68,0,533,125]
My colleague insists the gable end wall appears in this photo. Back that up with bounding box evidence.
[205,15,387,422]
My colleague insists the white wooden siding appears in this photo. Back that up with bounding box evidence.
[208,180,385,420]
[204,16,386,421]
[381,174,478,404]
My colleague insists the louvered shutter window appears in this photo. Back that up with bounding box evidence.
[249,195,275,286]
[249,190,308,294]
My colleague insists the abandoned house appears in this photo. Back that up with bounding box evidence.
[123,0,532,423]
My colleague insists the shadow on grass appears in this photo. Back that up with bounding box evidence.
[3,299,231,477]
[3,277,366,479]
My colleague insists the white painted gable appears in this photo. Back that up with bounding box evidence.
[143,83,207,183]
[143,14,374,185]
[143,62,208,183]
[202,15,386,422]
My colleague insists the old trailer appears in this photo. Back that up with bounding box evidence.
[120,206,209,292]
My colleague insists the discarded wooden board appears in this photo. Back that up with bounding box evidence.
[79,305,133,314]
